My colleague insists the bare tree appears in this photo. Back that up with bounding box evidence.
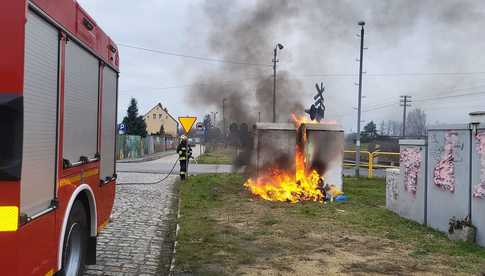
[387,120,402,136]
[379,120,386,136]
[406,108,427,137]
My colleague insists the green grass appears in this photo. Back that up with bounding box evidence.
[175,174,485,275]
[196,147,236,164]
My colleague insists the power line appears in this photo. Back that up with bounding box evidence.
[299,72,485,78]
[361,84,485,112]
[118,43,272,67]
[118,44,485,76]
[332,89,485,119]
[413,90,485,103]
[119,76,264,93]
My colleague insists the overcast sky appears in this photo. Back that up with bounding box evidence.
[78,0,485,132]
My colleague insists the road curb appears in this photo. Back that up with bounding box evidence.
[117,150,177,163]
[169,190,182,275]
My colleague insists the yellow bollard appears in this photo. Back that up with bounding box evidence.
[368,152,373,178]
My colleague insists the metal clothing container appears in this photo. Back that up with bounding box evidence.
[253,123,297,177]
[301,123,344,191]
[397,139,428,224]
[426,125,471,233]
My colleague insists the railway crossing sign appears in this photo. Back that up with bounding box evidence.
[305,82,326,122]
[178,116,197,134]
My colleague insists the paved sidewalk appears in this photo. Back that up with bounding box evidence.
[83,172,178,276]
[117,145,233,175]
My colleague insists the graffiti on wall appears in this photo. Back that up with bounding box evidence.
[386,168,400,210]
[400,147,422,196]
[473,131,485,199]
[433,131,459,193]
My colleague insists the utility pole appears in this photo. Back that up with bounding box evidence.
[272,43,284,122]
[400,95,412,137]
[355,21,365,177]
[258,111,261,122]
[222,98,227,138]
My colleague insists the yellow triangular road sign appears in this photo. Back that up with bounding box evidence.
[178,116,197,134]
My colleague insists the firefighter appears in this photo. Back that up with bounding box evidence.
[177,135,192,180]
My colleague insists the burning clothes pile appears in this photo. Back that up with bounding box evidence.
[243,148,346,203]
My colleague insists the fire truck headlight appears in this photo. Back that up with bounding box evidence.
[0,206,19,231]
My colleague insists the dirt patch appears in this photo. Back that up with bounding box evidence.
[175,174,485,275]
[213,198,467,275]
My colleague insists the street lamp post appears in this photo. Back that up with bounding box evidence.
[222,98,227,138]
[272,43,284,123]
[355,21,365,177]
[211,111,218,128]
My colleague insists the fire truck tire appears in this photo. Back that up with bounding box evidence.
[60,200,88,276]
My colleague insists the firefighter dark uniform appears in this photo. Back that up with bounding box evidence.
[177,136,192,180]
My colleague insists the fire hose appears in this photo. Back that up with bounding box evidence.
[116,156,184,185]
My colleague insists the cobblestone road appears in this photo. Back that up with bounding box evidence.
[84,171,178,276]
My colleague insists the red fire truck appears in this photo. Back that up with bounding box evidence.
[1,1,119,275]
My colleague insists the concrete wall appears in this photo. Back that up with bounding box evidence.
[472,124,485,246]
[387,124,485,247]
[386,168,400,213]
[427,126,471,233]
[398,139,427,224]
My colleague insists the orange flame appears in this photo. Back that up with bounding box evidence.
[291,113,337,128]
[243,114,329,203]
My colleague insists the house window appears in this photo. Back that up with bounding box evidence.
[153,114,156,119]
[159,114,162,119]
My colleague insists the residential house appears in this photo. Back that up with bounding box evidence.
[143,103,178,137]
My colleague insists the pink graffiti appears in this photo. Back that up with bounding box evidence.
[400,147,422,195]
[433,132,458,193]
[473,131,485,199]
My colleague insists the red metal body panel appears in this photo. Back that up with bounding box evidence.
[1,1,118,275]
[0,1,26,93]
[31,0,119,70]
[0,1,25,275]
[18,213,56,276]
[0,182,21,275]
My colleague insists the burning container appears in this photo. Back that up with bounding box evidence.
[300,123,344,191]
[426,125,471,234]
[397,139,428,224]
[253,123,297,176]
[252,122,344,190]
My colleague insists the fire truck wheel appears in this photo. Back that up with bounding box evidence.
[61,200,88,276]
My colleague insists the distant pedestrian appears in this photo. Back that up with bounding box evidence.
[177,135,192,180]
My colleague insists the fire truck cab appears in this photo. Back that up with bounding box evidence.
[1,1,119,275]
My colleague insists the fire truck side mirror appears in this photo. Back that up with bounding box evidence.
[63,159,72,169]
